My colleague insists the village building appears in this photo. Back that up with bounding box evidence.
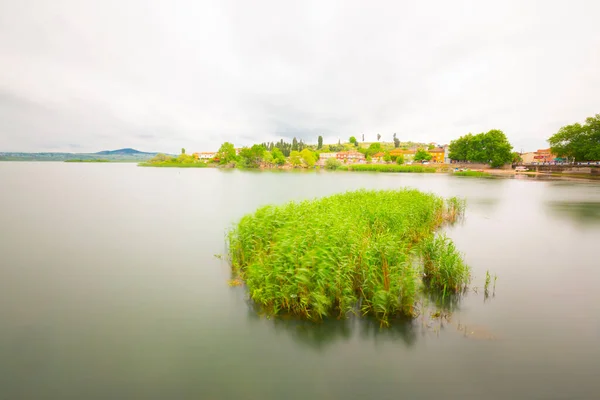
[336,151,365,162]
[193,151,216,160]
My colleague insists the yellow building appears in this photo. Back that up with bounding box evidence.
[428,148,445,163]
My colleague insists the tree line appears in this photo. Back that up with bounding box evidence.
[548,114,600,162]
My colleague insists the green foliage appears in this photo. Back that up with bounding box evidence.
[377,134,381,141]
[347,164,435,173]
[414,148,433,162]
[139,162,207,168]
[365,142,382,157]
[176,153,195,163]
[300,148,316,167]
[271,147,286,165]
[328,143,344,152]
[349,136,358,146]
[139,152,206,168]
[383,151,392,162]
[64,159,110,163]
[420,234,470,294]
[263,150,274,166]
[228,190,469,324]
[449,130,513,168]
[150,153,171,163]
[181,148,186,155]
[325,157,342,170]
[289,150,302,167]
[216,142,237,165]
[452,171,491,177]
[396,155,405,165]
[512,152,523,163]
[366,154,372,162]
[239,144,266,168]
[317,135,323,149]
[548,114,600,161]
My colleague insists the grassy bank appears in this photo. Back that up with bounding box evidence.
[452,170,491,177]
[228,189,469,324]
[138,161,208,168]
[65,159,110,163]
[341,164,436,173]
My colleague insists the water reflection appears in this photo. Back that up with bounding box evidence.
[248,311,418,350]
[465,197,499,213]
[545,201,600,225]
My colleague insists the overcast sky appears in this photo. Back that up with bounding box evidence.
[1,0,599,153]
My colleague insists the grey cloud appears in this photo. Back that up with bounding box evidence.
[1,0,599,152]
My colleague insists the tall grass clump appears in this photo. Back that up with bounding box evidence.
[228,189,469,324]
[348,164,436,173]
[420,234,470,295]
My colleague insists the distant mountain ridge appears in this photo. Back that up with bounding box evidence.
[0,148,169,162]
[95,148,158,156]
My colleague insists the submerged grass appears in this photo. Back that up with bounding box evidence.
[452,170,491,177]
[346,164,436,173]
[138,161,208,168]
[228,189,470,324]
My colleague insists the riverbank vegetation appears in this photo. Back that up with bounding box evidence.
[228,189,470,325]
[344,164,436,173]
[138,149,207,168]
[448,130,513,168]
[64,159,110,163]
[452,171,491,177]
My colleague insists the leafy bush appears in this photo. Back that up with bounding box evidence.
[325,157,342,170]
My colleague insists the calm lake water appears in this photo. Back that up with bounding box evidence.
[1,163,600,399]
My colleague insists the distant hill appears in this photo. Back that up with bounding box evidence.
[95,148,157,156]
[0,148,169,162]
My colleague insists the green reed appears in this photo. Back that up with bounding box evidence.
[452,170,491,177]
[228,189,469,324]
[346,164,436,173]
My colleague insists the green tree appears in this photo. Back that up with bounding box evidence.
[482,130,513,167]
[349,136,358,146]
[216,142,237,165]
[329,143,343,152]
[271,147,286,166]
[366,154,372,163]
[363,142,382,158]
[396,155,404,165]
[263,150,274,167]
[181,148,186,154]
[292,137,299,151]
[414,148,432,162]
[317,135,323,149]
[289,150,302,167]
[512,152,523,164]
[548,114,600,161]
[150,153,171,163]
[393,133,400,148]
[325,157,341,170]
[383,151,391,162]
[377,133,381,142]
[239,144,266,168]
[300,148,316,167]
[448,130,513,168]
[177,153,195,163]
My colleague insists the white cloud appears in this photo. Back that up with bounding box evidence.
[1,0,599,152]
